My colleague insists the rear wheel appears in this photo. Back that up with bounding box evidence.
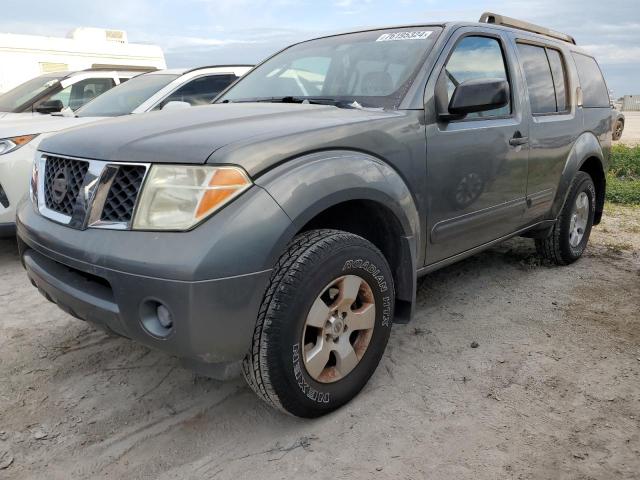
[612,120,624,141]
[243,229,394,417]
[536,171,596,265]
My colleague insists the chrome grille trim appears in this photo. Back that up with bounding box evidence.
[36,152,150,230]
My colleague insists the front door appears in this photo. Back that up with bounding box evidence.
[424,29,529,264]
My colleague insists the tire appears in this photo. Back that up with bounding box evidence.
[243,229,395,417]
[612,120,624,141]
[535,171,596,265]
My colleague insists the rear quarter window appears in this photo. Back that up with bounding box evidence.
[572,53,610,108]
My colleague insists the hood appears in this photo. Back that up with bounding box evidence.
[39,103,406,175]
[0,114,101,139]
[0,112,41,121]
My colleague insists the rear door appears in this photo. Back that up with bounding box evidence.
[515,40,580,222]
[424,28,529,264]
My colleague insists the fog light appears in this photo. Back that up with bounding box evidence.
[140,300,174,338]
[157,304,173,329]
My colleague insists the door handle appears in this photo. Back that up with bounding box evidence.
[509,133,529,147]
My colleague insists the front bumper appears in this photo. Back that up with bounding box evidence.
[17,185,294,363]
[0,140,40,229]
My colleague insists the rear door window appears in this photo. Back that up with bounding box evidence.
[546,49,568,112]
[572,53,610,108]
[517,43,557,114]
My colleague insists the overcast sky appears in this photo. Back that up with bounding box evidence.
[1,0,638,96]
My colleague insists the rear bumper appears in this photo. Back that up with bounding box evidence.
[16,185,294,364]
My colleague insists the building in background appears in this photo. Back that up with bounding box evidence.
[622,95,640,112]
[0,28,166,93]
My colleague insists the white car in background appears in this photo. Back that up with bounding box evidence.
[0,69,150,120]
[0,65,252,235]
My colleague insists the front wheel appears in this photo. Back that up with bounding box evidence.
[536,171,596,265]
[243,229,395,417]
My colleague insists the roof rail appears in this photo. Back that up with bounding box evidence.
[479,12,576,45]
[86,65,158,72]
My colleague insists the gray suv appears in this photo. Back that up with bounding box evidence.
[17,13,613,417]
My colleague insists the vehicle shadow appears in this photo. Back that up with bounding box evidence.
[0,236,20,263]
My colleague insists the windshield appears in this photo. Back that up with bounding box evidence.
[219,28,439,109]
[76,74,179,117]
[0,74,65,112]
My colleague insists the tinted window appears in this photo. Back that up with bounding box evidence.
[45,78,114,110]
[220,28,440,109]
[546,49,568,111]
[157,74,238,109]
[572,53,609,108]
[444,36,510,117]
[76,73,179,117]
[69,78,114,110]
[517,43,556,114]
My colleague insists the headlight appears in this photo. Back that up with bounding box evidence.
[0,134,38,155]
[132,165,252,231]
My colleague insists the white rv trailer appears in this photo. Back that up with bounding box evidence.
[0,27,166,93]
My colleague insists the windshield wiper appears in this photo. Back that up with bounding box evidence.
[223,96,363,109]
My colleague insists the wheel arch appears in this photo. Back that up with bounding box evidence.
[578,156,606,225]
[553,132,607,225]
[255,150,420,323]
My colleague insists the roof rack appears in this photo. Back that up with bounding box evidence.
[479,12,576,45]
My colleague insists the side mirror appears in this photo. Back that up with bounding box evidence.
[446,78,509,117]
[162,101,191,111]
[35,99,64,114]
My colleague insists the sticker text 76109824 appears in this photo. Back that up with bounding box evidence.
[376,31,432,42]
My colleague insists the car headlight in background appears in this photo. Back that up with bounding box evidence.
[133,165,252,231]
[0,134,38,155]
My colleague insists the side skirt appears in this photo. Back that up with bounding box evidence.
[417,220,556,277]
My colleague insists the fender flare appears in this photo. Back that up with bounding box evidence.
[254,150,420,323]
[551,132,605,220]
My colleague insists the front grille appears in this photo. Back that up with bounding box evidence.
[38,154,148,229]
[44,156,88,216]
[101,165,146,223]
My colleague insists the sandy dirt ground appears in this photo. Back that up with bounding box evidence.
[0,204,638,480]
[616,111,640,146]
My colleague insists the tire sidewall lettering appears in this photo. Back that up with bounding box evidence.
[342,259,388,293]
[292,343,330,404]
[288,255,393,404]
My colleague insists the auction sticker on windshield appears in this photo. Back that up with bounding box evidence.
[376,31,432,42]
